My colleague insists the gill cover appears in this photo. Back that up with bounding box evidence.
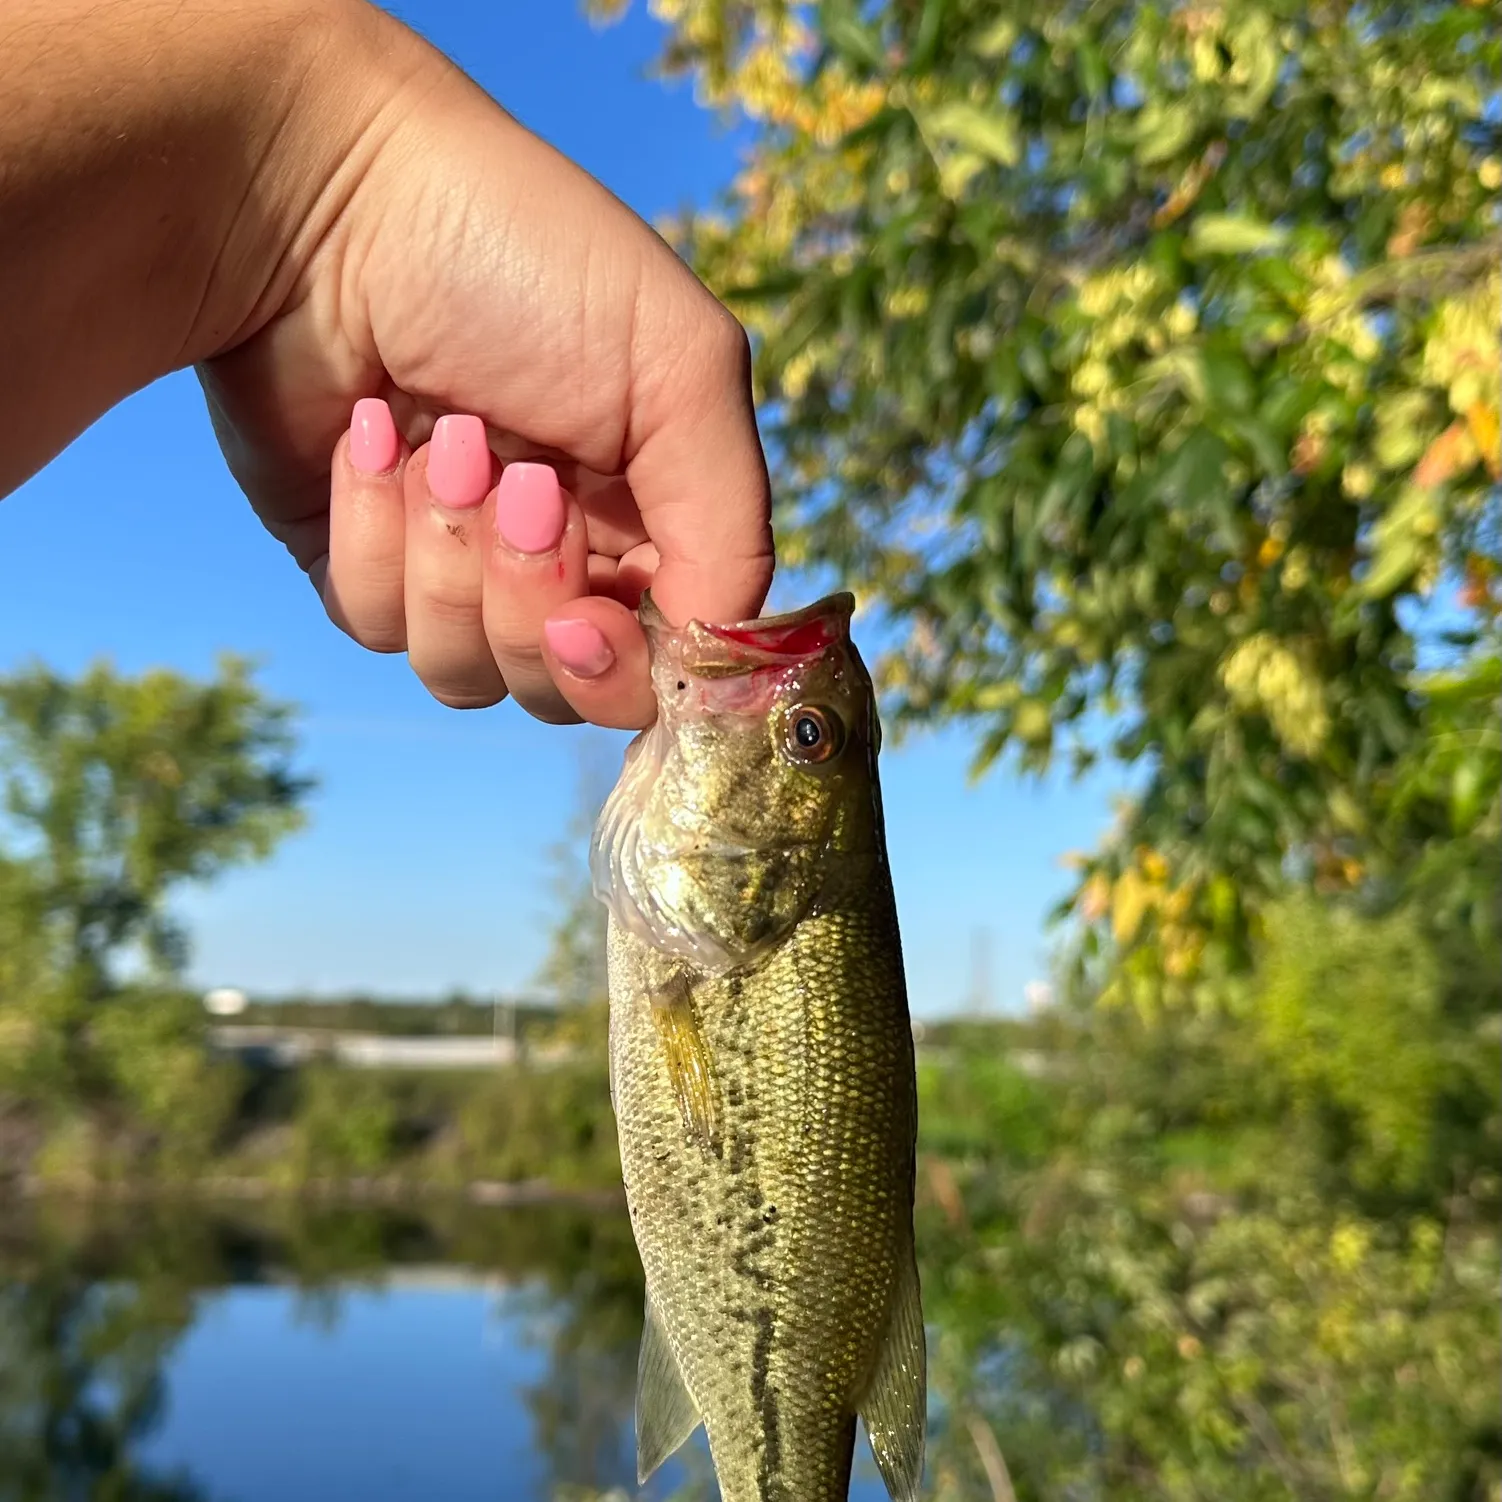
[589,592,860,975]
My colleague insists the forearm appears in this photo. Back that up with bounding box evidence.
[0,0,394,497]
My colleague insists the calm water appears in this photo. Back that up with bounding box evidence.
[0,1199,894,1501]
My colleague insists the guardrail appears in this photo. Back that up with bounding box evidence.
[207,1026,581,1070]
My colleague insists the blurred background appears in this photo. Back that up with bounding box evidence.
[0,1,1497,1499]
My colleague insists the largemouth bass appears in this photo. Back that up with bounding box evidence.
[591,590,925,1502]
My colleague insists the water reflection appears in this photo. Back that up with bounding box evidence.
[0,1201,917,1501]
[0,1199,661,1502]
[0,1209,205,1500]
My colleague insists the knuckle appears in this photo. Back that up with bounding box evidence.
[423,679,507,712]
[353,624,409,655]
[408,644,507,710]
[415,588,482,631]
[525,699,584,727]
[326,601,407,655]
[701,304,752,383]
[485,627,540,663]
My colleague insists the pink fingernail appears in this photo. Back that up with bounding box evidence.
[545,619,615,679]
[350,398,398,474]
[428,415,491,508]
[495,463,565,554]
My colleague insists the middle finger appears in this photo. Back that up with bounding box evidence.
[404,415,508,709]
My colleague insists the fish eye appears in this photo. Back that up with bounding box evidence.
[783,704,845,765]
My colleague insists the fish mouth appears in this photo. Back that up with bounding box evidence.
[639,591,855,678]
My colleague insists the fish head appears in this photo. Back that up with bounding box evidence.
[591,590,884,975]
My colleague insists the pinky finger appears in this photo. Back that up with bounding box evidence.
[323,397,409,653]
[541,596,656,730]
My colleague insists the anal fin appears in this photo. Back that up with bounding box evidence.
[636,1291,702,1484]
[858,1250,927,1502]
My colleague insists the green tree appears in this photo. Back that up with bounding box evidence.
[594,0,1499,1006]
[0,654,310,997]
[0,655,311,1122]
[586,4,1500,1495]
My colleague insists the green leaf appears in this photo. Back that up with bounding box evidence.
[1226,416,1287,477]
[1449,756,1484,833]
[1224,12,1281,119]
[1253,256,1308,301]
[1359,534,1421,600]
[911,0,946,70]
[915,102,1022,168]
[819,1,885,70]
[1077,42,1109,99]
[723,272,804,304]
[1190,215,1289,256]
[1201,349,1256,414]
[1019,340,1053,395]
[1135,100,1198,165]
[1158,430,1230,505]
[972,16,1017,59]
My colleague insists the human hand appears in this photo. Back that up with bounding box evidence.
[198,0,773,728]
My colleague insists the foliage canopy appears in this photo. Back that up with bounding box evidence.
[596,0,1500,1008]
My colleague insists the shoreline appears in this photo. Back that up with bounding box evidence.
[0,1172,627,1212]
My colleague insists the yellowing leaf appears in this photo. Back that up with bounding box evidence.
[1466,401,1501,478]
[1112,869,1151,945]
[937,150,987,200]
[1413,420,1477,488]
[1013,699,1052,743]
[1372,391,1434,471]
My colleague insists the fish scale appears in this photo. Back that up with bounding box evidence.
[595,590,926,1502]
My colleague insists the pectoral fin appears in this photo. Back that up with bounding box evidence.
[650,973,719,1154]
[636,1292,701,1483]
[858,1250,927,1502]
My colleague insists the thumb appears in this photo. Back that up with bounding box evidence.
[621,263,775,630]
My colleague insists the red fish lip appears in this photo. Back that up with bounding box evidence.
[640,591,856,676]
[701,615,841,658]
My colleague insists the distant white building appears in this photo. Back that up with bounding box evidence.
[202,987,248,1018]
[1023,980,1055,1013]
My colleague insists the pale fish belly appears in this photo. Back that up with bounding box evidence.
[608,891,924,1502]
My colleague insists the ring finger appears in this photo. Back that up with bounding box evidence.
[486,463,656,727]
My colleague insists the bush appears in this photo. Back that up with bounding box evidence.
[452,1063,620,1190]
[288,1066,399,1181]
[90,989,240,1176]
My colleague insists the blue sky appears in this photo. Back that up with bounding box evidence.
[0,0,1125,1016]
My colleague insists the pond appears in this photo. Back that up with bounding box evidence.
[0,1198,898,1501]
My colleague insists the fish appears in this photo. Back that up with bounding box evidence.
[590,589,926,1502]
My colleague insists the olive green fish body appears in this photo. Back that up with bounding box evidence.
[593,592,926,1502]
[609,885,917,1500]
